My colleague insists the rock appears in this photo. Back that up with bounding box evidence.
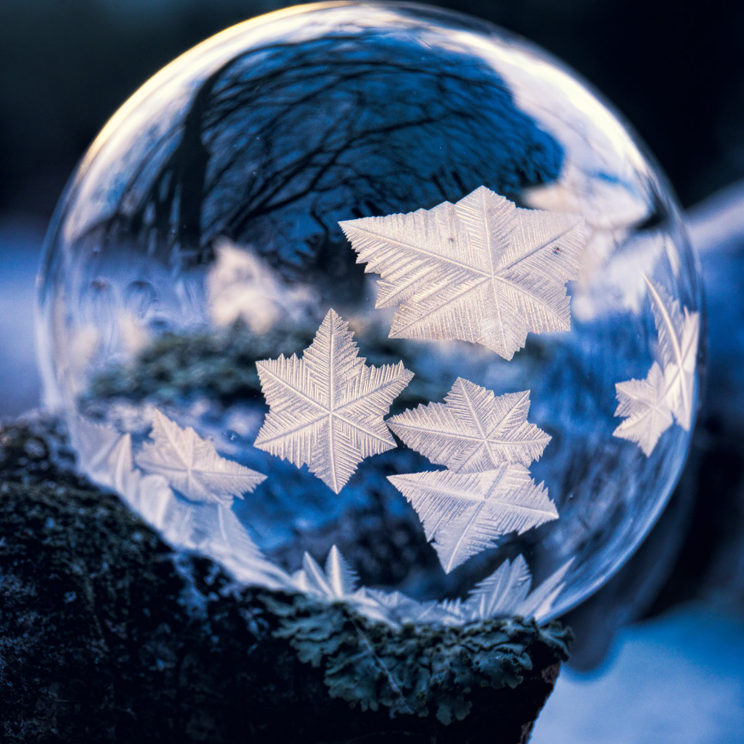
[0,417,570,743]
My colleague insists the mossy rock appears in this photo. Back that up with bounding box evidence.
[0,417,570,743]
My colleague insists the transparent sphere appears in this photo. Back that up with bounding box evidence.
[38,2,703,623]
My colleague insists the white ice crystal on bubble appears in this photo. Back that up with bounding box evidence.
[614,362,674,457]
[290,545,360,599]
[460,554,532,617]
[388,466,558,573]
[71,413,567,625]
[614,278,699,455]
[289,545,570,626]
[387,377,555,572]
[72,413,289,589]
[445,555,573,622]
[340,186,587,359]
[388,378,550,472]
[136,409,266,506]
[646,280,699,431]
[254,309,413,493]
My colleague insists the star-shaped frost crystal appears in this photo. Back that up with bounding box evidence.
[614,278,699,456]
[136,409,266,506]
[254,309,414,493]
[613,362,674,456]
[387,377,550,472]
[340,185,587,359]
[388,466,558,572]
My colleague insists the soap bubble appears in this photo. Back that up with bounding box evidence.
[37,2,703,623]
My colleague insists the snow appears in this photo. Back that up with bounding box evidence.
[532,604,744,744]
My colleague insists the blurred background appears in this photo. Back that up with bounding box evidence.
[1,1,743,741]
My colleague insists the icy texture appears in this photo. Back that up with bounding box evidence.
[389,466,558,572]
[388,379,550,471]
[72,409,568,625]
[37,3,703,622]
[136,409,265,505]
[341,186,586,359]
[255,309,413,493]
[387,375,555,573]
[614,279,700,454]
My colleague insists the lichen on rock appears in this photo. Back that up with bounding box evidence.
[0,416,570,743]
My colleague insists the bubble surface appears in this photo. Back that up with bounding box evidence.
[38,2,703,622]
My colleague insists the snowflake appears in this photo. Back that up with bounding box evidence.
[614,278,699,455]
[340,185,586,359]
[614,362,674,456]
[136,409,266,506]
[254,308,414,493]
[387,377,550,472]
[388,466,558,572]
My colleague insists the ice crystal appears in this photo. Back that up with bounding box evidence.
[614,362,674,456]
[70,412,567,625]
[512,558,573,620]
[136,409,266,505]
[69,414,132,487]
[340,185,586,359]
[288,545,569,625]
[614,278,699,455]
[254,309,414,493]
[291,545,360,599]
[387,378,550,471]
[646,279,699,431]
[463,555,573,621]
[388,466,558,572]
[462,554,532,618]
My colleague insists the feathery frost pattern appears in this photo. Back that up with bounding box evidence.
[646,278,699,431]
[388,466,558,572]
[455,555,572,621]
[70,414,133,488]
[288,546,569,625]
[292,545,360,599]
[340,185,587,359]
[254,309,414,493]
[70,415,172,520]
[69,414,567,625]
[614,362,673,456]
[464,555,532,618]
[72,414,289,589]
[387,376,555,572]
[614,278,699,455]
[387,378,550,472]
[136,409,266,505]
[510,557,573,620]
